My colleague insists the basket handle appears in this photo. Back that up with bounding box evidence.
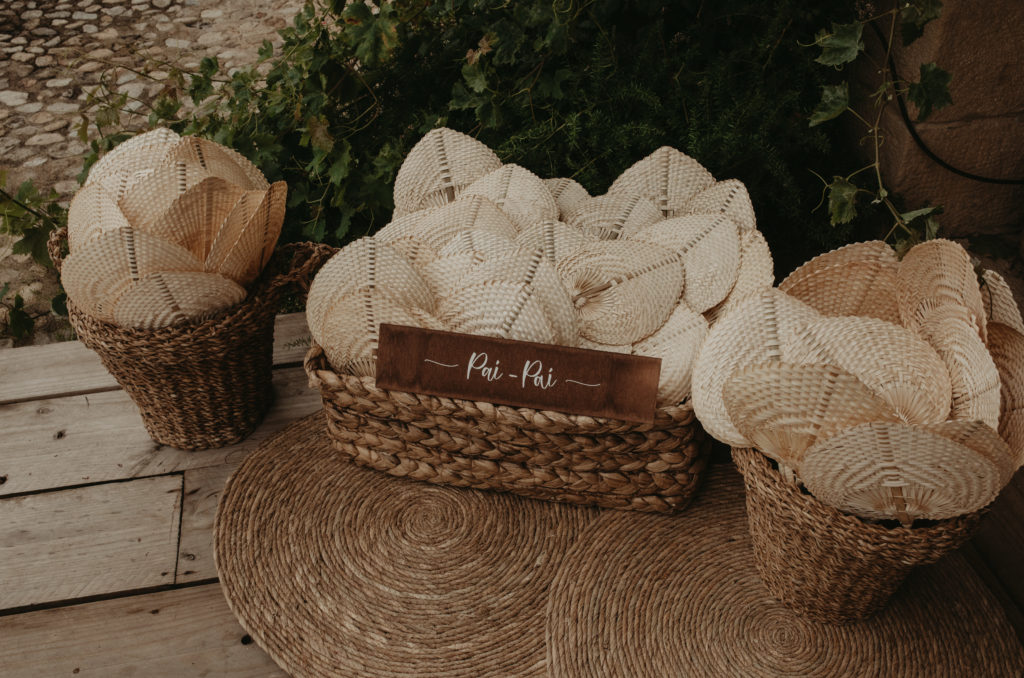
[261,241,338,304]
[47,226,69,274]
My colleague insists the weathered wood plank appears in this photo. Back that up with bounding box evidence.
[0,366,321,497]
[0,584,286,677]
[0,312,309,404]
[178,462,240,583]
[972,468,1024,637]
[0,475,181,610]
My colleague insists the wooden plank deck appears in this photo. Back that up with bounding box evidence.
[1,311,1022,674]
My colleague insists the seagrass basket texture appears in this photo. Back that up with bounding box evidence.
[305,344,712,513]
[50,227,335,450]
[732,446,984,625]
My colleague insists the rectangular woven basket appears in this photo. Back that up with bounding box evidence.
[305,344,712,513]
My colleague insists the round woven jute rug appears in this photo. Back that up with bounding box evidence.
[216,414,1024,677]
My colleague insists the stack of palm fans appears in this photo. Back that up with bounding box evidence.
[692,239,1024,622]
[60,128,286,329]
[307,127,775,408]
[305,126,775,512]
[50,128,328,450]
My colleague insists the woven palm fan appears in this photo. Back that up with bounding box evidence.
[392,127,502,217]
[608,146,715,218]
[437,229,516,258]
[917,419,1016,485]
[691,289,822,447]
[205,181,288,285]
[556,239,684,345]
[306,238,434,342]
[459,251,578,346]
[438,281,559,345]
[625,213,741,313]
[117,158,219,229]
[897,238,987,342]
[376,237,439,271]
[565,193,663,240]
[678,179,756,232]
[84,127,180,193]
[981,269,1024,335]
[461,164,559,232]
[376,195,518,252]
[778,258,901,324]
[138,176,246,261]
[163,136,266,192]
[986,322,1024,468]
[419,252,487,301]
[800,421,1005,525]
[111,271,247,330]
[60,226,204,322]
[632,302,708,406]
[316,286,444,376]
[913,303,1000,429]
[722,361,899,468]
[785,315,953,426]
[514,219,591,266]
[66,182,133,251]
[577,337,632,354]
[544,177,590,219]
[703,228,775,325]
[779,240,896,293]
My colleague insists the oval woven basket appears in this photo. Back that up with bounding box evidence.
[49,227,336,450]
[305,344,712,513]
[732,446,985,624]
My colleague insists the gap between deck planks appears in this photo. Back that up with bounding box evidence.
[0,312,311,405]
[0,583,285,677]
[0,475,182,610]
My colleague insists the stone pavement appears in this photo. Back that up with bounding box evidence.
[0,0,303,345]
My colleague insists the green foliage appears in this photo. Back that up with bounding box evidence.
[807,1,952,252]
[909,62,953,121]
[0,174,66,268]
[73,0,863,273]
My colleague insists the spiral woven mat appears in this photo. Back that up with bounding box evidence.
[215,414,1023,678]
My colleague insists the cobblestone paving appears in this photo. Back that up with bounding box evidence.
[0,0,303,345]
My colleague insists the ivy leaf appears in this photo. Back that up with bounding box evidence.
[924,215,940,240]
[908,63,952,121]
[808,83,849,127]
[900,0,943,46]
[8,295,33,341]
[534,68,571,101]
[462,62,488,94]
[827,176,858,225]
[343,3,399,67]
[258,40,274,62]
[814,22,864,67]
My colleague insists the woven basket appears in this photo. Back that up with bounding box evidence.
[305,344,712,513]
[732,446,984,624]
[49,227,335,450]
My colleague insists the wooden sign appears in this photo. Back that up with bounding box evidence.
[375,324,661,424]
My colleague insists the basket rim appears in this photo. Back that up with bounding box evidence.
[304,341,696,430]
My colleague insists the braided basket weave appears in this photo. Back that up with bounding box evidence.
[50,227,335,450]
[732,446,985,624]
[305,344,712,513]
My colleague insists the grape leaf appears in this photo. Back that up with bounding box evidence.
[814,22,864,66]
[827,176,858,225]
[908,63,952,121]
[809,83,849,127]
[901,0,943,45]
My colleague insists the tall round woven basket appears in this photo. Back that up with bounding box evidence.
[49,227,335,450]
[305,344,712,513]
[731,446,985,624]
